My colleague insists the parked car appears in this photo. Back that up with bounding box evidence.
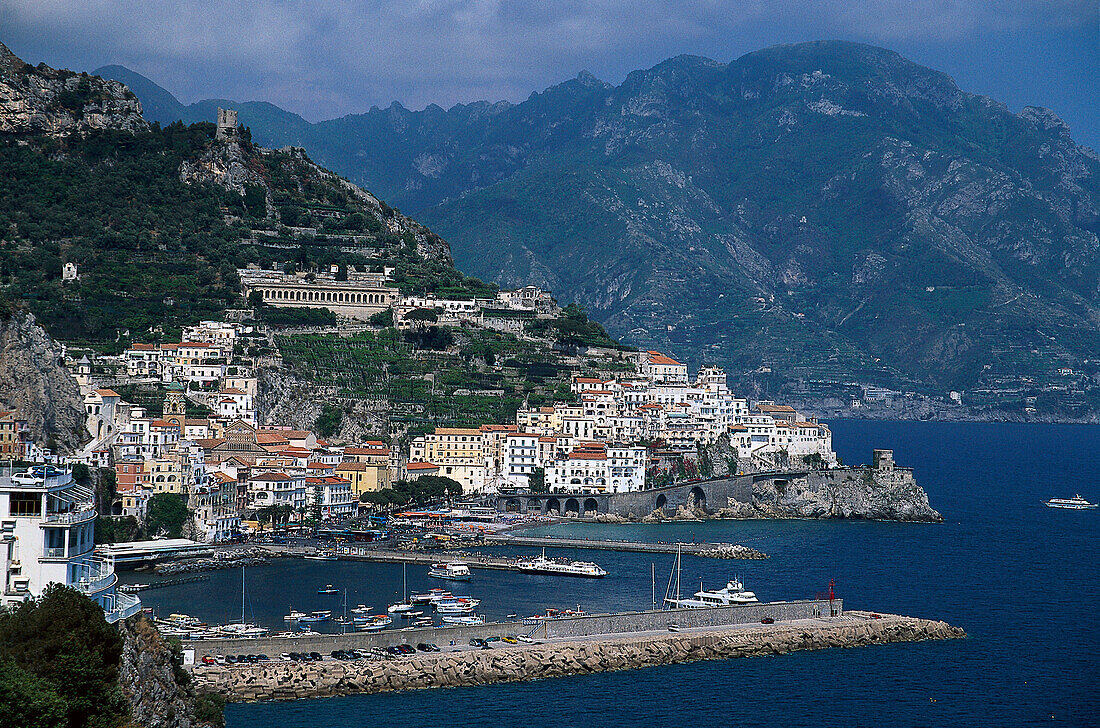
[760,617,775,625]
[201,655,216,665]
[501,636,518,644]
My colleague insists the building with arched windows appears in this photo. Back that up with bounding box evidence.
[239,268,399,320]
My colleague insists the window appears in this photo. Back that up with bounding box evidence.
[9,493,41,516]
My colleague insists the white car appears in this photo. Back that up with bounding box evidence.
[11,472,42,485]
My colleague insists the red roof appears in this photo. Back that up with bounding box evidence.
[406,462,439,470]
[250,472,292,481]
[95,388,121,397]
[647,351,683,366]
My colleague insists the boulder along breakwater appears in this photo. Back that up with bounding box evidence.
[191,612,964,702]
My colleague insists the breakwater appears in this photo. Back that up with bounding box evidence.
[191,612,964,702]
[485,534,768,559]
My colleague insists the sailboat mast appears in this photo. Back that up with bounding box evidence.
[651,563,656,610]
[241,565,245,624]
[676,544,682,604]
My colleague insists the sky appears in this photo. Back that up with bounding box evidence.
[1,0,1097,147]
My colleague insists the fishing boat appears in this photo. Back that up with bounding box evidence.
[1043,494,1098,510]
[428,562,472,581]
[317,584,338,594]
[357,615,392,631]
[283,609,307,622]
[350,604,372,615]
[441,615,484,626]
[297,610,331,624]
[516,549,607,578]
[399,610,424,619]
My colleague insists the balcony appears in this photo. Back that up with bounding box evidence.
[103,592,142,624]
[41,508,97,526]
[74,557,117,596]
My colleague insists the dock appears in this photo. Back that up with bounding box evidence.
[484,533,756,556]
[261,544,521,571]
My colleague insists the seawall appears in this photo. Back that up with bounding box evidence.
[190,612,964,702]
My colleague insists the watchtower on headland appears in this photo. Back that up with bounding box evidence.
[872,449,895,471]
[215,108,238,140]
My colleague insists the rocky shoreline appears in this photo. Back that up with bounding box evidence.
[191,613,964,702]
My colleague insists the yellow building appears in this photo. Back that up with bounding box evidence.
[334,461,389,495]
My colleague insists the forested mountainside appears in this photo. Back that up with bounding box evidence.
[0,42,481,348]
[102,41,1100,419]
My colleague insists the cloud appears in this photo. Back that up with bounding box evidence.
[0,0,1094,120]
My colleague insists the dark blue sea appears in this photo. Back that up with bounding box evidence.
[127,422,1100,727]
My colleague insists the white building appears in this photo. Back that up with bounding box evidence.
[545,443,647,493]
[0,467,140,622]
[306,476,355,520]
[246,471,306,511]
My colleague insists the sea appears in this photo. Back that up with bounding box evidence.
[123,421,1100,727]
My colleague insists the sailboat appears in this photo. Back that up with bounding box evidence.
[387,563,415,613]
[217,566,269,638]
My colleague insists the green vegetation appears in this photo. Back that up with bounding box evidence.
[277,327,579,428]
[315,405,343,438]
[359,475,462,508]
[0,585,127,728]
[145,492,188,538]
[526,304,627,350]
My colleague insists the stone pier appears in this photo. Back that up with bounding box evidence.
[190,612,964,702]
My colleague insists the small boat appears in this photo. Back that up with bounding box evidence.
[1044,494,1098,510]
[297,610,331,624]
[357,615,393,631]
[516,549,607,578]
[284,610,307,622]
[387,602,416,613]
[428,562,472,581]
[215,623,270,638]
[400,610,424,619]
[317,584,338,594]
[350,604,372,615]
[304,552,338,561]
[441,615,484,625]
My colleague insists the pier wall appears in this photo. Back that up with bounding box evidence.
[190,612,965,702]
[183,599,840,661]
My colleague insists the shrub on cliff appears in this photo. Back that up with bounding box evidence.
[0,585,127,728]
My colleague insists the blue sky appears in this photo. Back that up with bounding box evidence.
[1,0,1096,147]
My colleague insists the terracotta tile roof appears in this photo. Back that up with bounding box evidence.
[95,388,121,397]
[335,462,368,471]
[646,351,683,366]
[219,387,247,395]
[195,438,226,449]
[757,404,796,413]
[343,447,391,456]
[406,462,439,470]
[433,428,482,436]
[130,343,157,351]
[256,433,289,445]
[573,376,607,384]
[250,472,292,481]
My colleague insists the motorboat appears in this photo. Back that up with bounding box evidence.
[284,610,308,622]
[516,549,607,578]
[665,578,760,609]
[387,602,416,613]
[357,615,392,631]
[304,552,338,561]
[297,610,331,624]
[215,623,270,639]
[317,584,338,594]
[441,615,484,625]
[350,604,372,615]
[435,597,480,615]
[428,562,472,581]
[399,610,424,619]
[1044,494,1098,510]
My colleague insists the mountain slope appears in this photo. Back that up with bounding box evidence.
[1,43,472,346]
[152,41,1098,416]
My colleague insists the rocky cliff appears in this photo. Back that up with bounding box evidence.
[0,41,146,136]
[0,310,84,454]
[737,468,943,522]
[119,616,224,728]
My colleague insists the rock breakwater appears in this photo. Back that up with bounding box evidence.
[192,613,964,702]
[155,548,268,575]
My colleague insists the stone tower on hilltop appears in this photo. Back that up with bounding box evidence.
[215,107,238,140]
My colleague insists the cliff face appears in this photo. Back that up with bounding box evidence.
[0,311,84,454]
[118,616,203,728]
[719,468,943,522]
[0,42,147,136]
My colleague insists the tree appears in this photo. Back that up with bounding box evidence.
[0,585,127,728]
[0,657,68,728]
[368,308,394,328]
[309,486,323,524]
[528,467,548,493]
[145,493,188,538]
[315,405,342,438]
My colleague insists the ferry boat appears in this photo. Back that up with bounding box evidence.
[317,584,339,594]
[428,562,472,581]
[664,578,760,609]
[1043,494,1098,510]
[516,549,607,578]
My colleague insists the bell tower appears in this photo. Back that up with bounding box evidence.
[164,383,186,431]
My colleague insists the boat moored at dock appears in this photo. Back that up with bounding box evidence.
[428,562,472,581]
[516,549,608,578]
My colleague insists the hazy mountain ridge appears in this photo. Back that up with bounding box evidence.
[98,42,1100,417]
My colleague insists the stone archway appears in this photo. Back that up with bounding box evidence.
[583,498,598,515]
[655,494,667,511]
[505,498,521,513]
[565,498,580,516]
[545,497,561,515]
[526,499,542,513]
[688,486,707,512]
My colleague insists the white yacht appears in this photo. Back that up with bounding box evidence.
[428,562,472,581]
[516,549,607,578]
[1044,494,1097,510]
[665,578,760,609]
